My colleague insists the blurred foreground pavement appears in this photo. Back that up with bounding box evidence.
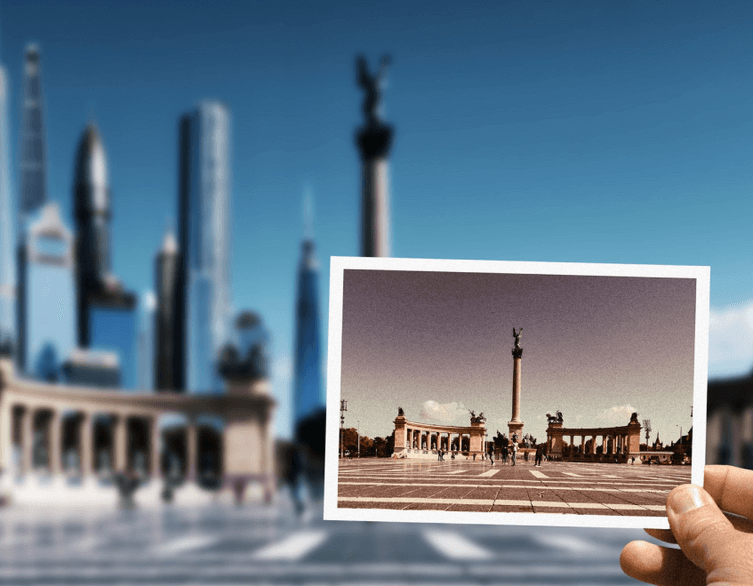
[0,491,648,585]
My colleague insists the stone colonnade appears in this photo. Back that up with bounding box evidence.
[0,359,275,497]
[392,414,486,459]
[546,419,642,462]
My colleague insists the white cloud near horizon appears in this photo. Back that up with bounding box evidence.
[709,302,753,377]
[596,404,637,426]
[419,400,468,424]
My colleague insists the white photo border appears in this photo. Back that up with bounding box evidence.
[324,256,710,530]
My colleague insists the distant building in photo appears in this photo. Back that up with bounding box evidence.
[73,123,137,389]
[16,203,76,381]
[177,102,233,394]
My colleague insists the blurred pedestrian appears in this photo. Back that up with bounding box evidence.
[511,442,518,466]
[487,444,494,466]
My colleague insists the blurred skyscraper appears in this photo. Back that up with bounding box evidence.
[0,63,13,341]
[293,194,323,430]
[19,44,47,218]
[17,203,76,381]
[155,227,179,390]
[73,123,137,388]
[137,290,156,390]
[177,102,232,394]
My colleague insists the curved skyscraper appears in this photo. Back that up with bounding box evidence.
[177,101,232,394]
[73,122,137,388]
[293,197,323,430]
[19,44,47,217]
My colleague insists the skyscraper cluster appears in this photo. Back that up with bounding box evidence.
[0,44,396,440]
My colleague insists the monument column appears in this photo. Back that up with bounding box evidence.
[355,55,393,257]
[114,414,127,472]
[150,416,161,478]
[508,328,524,440]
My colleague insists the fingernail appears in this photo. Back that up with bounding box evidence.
[669,486,709,515]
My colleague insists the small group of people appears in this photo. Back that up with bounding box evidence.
[436,448,455,461]
[484,442,548,466]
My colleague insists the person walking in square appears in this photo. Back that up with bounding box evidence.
[487,443,494,466]
[511,441,518,466]
[535,444,544,467]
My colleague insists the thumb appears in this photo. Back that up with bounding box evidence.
[667,484,738,575]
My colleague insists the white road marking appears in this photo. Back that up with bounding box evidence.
[478,469,499,477]
[562,472,583,477]
[338,496,665,511]
[250,530,328,561]
[447,469,469,475]
[153,534,220,556]
[530,470,549,479]
[423,530,494,560]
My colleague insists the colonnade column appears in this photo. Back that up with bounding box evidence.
[0,402,11,471]
[150,417,161,478]
[50,410,62,475]
[186,420,197,481]
[114,414,127,473]
[22,407,33,472]
[80,412,93,476]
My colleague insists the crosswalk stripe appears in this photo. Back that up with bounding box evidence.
[423,530,494,560]
[250,530,328,561]
[447,469,469,475]
[478,469,498,477]
[562,472,583,477]
[153,534,220,556]
[530,470,549,479]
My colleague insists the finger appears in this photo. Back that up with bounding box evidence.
[666,484,739,575]
[644,511,753,545]
[704,465,753,521]
[620,540,705,586]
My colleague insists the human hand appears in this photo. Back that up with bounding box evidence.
[620,465,753,585]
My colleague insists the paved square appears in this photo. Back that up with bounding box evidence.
[337,459,692,516]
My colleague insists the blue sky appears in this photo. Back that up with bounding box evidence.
[1,1,752,438]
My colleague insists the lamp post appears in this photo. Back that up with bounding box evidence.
[357,419,360,458]
[340,399,347,458]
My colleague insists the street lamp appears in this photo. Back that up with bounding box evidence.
[357,419,360,458]
[340,399,347,458]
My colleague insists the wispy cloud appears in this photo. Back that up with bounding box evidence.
[419,400,467,424]
[709,302,753,377]
[596,404,637,426]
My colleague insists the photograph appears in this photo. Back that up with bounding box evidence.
[325,257,709,529]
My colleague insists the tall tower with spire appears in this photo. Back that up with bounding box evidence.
[293,191,324,431]
[19,44,47,218]
[0,56,13,342]
[155,226,180,390]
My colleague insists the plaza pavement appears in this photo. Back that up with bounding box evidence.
[338,458,692,516]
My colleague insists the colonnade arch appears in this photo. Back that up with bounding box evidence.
[0,359,274,497]
[392,411,486,460]
[546,415,642,462]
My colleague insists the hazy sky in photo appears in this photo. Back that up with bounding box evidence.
[340,269,697,443]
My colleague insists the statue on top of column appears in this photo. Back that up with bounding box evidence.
[357,54,391,127]
[513,327,523,349]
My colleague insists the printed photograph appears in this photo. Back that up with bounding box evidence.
[324,257,709,528]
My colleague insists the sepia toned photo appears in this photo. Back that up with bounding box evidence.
[324,257,709,529]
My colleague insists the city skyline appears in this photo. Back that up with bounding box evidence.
[336,261,704,444]
[0,1,751,437]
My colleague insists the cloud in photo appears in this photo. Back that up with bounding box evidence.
[419,400,467,424]
[709,302,753,377]
[596,404,638,426]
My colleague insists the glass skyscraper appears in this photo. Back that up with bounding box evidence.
[178,102,232,394]
[293,218,324,429]
[0,63,13,342]
[19,44,47,217]
[17,203,76,381]
[73,122,138,389]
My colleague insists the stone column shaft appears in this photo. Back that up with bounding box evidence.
[22,407,33,472]
[50,410,62,474]
[114,415,128,472]
[0,402,12,471]
[511,355,522,422]
[360,158,391,257]
[80,412,93,476]
[150,417,161,478]
[186,422,197,481]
